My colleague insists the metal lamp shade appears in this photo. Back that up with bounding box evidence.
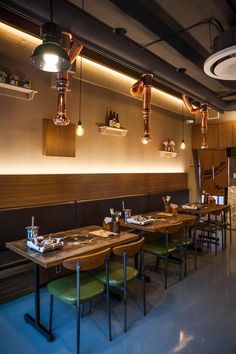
[30,41,71,72]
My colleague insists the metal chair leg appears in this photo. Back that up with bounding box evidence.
[76,263,81,354]
[105,257,112,341]
[141,248,146,316]
[49,294,53,332]
[123,252,127,333]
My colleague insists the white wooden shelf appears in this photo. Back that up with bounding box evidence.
[98,126,128,137]
[0,82,38,100]
[159,151,177,157]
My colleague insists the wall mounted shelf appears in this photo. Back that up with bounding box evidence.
[0,82,37,100]
[159,151,177,157]
[98,126,128,137]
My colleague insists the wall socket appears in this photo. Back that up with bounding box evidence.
[55,264,61,274]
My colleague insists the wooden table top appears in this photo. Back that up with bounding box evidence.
[6,225,139,269]
[178,203,228,215]
[120,211,196,233]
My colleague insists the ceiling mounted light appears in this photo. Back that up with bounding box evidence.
[204,26,236,80]
[30,0,71,72]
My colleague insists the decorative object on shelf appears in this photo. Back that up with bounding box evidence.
[9,74,19,86]
[130,73,153,144]
[0,70,7,83]
[180,100,186,149]
[76,55,85,136]
[54,33,83,125]
[108,111,121,128]
[162,138,175,152]
[98,126,128,137]
[183,94,208,149]
[30,0,71,72]
[21,79,31,89]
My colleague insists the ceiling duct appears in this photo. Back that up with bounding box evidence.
[2,0,236,112]
[204,26,236,81]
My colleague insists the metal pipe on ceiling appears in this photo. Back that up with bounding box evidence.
[1,0,236,112]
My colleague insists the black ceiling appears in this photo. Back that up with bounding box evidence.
[1,0,236,111]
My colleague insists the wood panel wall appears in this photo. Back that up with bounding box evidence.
[0,173,188,209]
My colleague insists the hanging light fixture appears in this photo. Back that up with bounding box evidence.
[130,73,153,144]
[30,0,71,72]
[76,56,85,136]
[180,100,186,150]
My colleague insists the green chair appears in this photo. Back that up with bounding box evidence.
[144,222,183,289]
[47,248,111,354]
[96,237,146,333]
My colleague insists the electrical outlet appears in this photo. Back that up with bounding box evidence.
[55,264,61,274]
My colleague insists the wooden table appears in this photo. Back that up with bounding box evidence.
[120,211,196,233]
[6,225,138,341]
[178,203,227,216]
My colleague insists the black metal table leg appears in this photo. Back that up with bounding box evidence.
[24,264,55,342]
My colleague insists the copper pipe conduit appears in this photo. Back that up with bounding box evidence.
[182,94,208,149]
[54,32,83,125]
[130,73,153,143]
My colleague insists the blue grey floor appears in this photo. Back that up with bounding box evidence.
[1,232,236,354]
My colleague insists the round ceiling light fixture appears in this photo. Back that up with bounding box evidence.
[204,27,236,80]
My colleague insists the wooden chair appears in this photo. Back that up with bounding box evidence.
[144,222,183,289]
[47,248,111,354]
[96,237,145,333]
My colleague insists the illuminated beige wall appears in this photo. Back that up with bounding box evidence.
[0,51,198,201]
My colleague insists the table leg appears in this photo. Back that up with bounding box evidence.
[24,264,55,342]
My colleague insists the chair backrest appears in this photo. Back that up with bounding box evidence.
[182,216,196,228]
[158,222,183,235]
[112,237,144,257]
[63,248,111,271]
[222,205,231,213]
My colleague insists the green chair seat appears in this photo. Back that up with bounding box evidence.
[96,261,138,286]
[144,241,176,256]
[47,273,105,305]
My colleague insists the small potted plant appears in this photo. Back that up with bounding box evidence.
[0,70,8,83]
[21,79,31,89]
[10,74,20,86]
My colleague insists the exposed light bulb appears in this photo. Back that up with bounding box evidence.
[76,120,84,136]
[43,53,59,71]
[180,139,186,149]
[141,135,151,144]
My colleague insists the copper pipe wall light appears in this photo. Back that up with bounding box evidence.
[130,73,153,144]
[182,94,208,149]
[54,33,83,125]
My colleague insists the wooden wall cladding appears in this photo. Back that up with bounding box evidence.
[43,119,76,157]
[0,173,187,209]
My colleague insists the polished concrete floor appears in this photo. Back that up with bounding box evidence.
[1,231,236,354]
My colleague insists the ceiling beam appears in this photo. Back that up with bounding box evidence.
[109,0,209,67]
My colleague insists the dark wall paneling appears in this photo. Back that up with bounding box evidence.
[0,173,188,209]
